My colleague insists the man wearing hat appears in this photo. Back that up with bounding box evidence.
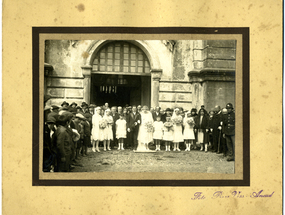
[88,104,96,115]
[72,113,85,160]
[54,114,72,172]
[81,102,89,113]
[61,111,77,168]
[48,105,60,119]
[76,106,83,113]
[44,115,57,172]
[61,101,69,108]
[81,115,91,156]
[68,102,77,113]
[222,103,235,161]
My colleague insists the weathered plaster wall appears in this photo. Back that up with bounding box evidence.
[45,40,93,106]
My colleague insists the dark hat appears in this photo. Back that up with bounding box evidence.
[76,106,82,109]
[226,103,233,109]
[201,105,205,108]
[51,105,59,110]
[57,114,68,124]
[81,102,88,108]
[68,106,77,113]
[70,102,77,107]
[46,116,56,124]
[44,94,52,103]
[165,108,172,112]
[61,106,69,110]
[61,101,69,107]
[61,111,73,120]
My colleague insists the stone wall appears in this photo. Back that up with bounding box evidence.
[189,40,236,111]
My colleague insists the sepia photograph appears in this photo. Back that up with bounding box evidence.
[33,27,248,185]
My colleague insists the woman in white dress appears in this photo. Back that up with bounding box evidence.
[171,108,184,151]
[136,106,154,151]
[103,109,113,151]
[91,107,106,152]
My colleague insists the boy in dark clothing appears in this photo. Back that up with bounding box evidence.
[55,115,72,172]
[81,117,91,156]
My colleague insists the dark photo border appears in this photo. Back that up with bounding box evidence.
[33,27,250,186]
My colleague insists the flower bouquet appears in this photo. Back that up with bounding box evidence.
[145,121,154,133]
[106,117,113,126]
[164,121,174,131]
[99,120,107,129]
[172,116,183,125]
[186,118,195,126]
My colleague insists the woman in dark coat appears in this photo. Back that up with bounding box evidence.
[194,109,209,152]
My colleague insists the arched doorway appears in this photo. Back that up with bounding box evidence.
[90,41,151,107]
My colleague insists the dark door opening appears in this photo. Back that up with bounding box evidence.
[91,74,150,107]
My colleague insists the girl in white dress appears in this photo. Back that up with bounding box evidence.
[103,109,113,151]
[91,107,102,152]
[116,114,127,150]
[163,116,174,151]
[171,108,184,151]
[183,111,196,151]
[137,106,154,151]
[153,115,164,151]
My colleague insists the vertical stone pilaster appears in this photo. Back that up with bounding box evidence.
[150,69,162,108]
[81,65,92,104]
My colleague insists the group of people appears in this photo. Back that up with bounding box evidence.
[43,95,235,172]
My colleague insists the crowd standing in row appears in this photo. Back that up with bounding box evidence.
[43,96,235,172]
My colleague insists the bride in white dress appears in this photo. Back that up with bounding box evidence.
[136,106,154,151]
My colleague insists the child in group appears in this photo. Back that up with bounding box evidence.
[116,114,127,150]
[153,116,164,151]
[183,111,196,151]
[103,109,113,151]
[163,116,174,151]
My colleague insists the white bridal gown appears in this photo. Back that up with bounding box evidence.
[136,111,154,151]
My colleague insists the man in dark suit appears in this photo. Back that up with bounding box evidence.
[111,106,119,148]
[222,103,235,161]
[126,106,141,150]
[161,108,172,123]
[152,106,162,121]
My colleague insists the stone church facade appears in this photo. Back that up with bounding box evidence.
[44,40,236,111]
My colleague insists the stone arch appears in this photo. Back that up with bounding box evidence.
[85,40,161,70]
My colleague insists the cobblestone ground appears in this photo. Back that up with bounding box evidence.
[72,145,234,174]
